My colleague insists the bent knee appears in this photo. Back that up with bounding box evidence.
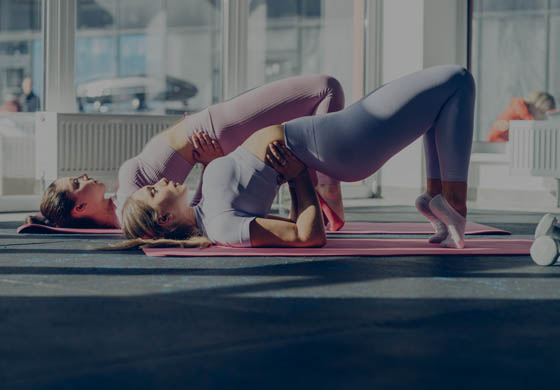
[447,65,476,94]
[304,235,327,248]
[320,75,345,110]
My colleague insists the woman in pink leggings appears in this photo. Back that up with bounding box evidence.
[32,75,346,230]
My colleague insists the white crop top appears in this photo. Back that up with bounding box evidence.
[194,146,280,247]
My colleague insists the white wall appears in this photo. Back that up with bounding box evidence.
[378,0,468,199]
[423,0,467,68]
[379,0,424,198]
[323,0,356,100]
[382,0,424,82]
[377,0,556,208]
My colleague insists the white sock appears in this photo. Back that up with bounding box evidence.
[429,194,466,249]
[415,193,448,244]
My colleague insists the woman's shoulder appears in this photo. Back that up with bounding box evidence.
[118,156,140,183]
[204,211,254,248]
[509,97,530,114]
[204,154,238,184]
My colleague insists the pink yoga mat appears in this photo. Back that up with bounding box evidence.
[143,238,532,257]
[329,221,510,235]
[16,221,508,236]
[16,224,123,235]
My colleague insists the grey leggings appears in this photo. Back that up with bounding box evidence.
[284,65,476,182]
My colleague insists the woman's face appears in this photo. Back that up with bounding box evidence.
[132,178,188,214]
[55,173,106,209]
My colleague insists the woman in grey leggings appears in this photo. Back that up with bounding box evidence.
[121,64,475,249]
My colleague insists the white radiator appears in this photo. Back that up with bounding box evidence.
[509,120,560,177]
[0,135,35,177]
[35,113,182,190]
[0,113,36,196]
[0,135,35,195]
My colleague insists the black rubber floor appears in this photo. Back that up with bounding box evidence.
[0,206,557,390]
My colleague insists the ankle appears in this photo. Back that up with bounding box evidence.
[426,178,442,197]
[316,184,342,198]
[447,201,467,217]
[426,190,441,198]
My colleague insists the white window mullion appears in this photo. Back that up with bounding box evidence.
[364,0,384,197]
[352,0,366,103]
[364,0,383,93]
[223,0,249,99]
[43,0,76,112]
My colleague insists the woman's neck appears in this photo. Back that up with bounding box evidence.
[183,206,197,227]
[93,198,119,228]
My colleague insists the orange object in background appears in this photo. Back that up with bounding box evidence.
[486,98,534,142]
[0,99,21,112]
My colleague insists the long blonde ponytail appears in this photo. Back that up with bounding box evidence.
[93,236,211,250]
[94,194,211,250]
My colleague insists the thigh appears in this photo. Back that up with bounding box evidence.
[210,75,342,153]
[290,66,465,181]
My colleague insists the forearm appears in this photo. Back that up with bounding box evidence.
[266,214,295,223]
[290,170,326,245]
[288,182,298,221]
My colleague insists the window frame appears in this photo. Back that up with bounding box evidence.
[468,0,558,151]
[40,0,382,110]
[0,0,384,212]
[42,0,76,112]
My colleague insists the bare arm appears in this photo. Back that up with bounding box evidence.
[190,131,225,206]
[266,214,295,223]
[249,143,326,247]
[250,171,325,247]
[191,131,225,166]
[493,119,509,131]
[272,176,298,221]
[288,181,298,221]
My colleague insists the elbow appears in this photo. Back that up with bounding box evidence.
[294,227,326,247]
[298,236,326,248]
[310,235,327,248]
[320,75,345,112]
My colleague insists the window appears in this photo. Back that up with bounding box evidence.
[246,0,360,99]
[0,0,382,211]
[471,0,559,143]
[0,0,42,206]
[0,0,43,113]
[76,0,223,114]
[74,0,372,114]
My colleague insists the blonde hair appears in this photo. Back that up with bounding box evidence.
[94,237,212,250]
[99,196,211,250]
[525,91,556,113]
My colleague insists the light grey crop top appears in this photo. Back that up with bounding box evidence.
[194,146,280,247]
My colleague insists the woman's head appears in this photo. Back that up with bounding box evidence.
[39,173,107,227]
[93,178,211,251]
[122,178,193,240]
[525,91,556,119]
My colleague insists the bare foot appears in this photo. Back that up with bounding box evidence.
[316,183,345,231]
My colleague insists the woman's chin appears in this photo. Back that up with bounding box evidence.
[180,186,189,202]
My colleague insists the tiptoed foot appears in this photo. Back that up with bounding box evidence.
[316,183,345,231]
[415,192,448,243]
[429,194,467,249]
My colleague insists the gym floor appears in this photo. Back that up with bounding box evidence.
[0,204,558,389]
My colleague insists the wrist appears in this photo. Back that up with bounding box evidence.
[288,169,308,184]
